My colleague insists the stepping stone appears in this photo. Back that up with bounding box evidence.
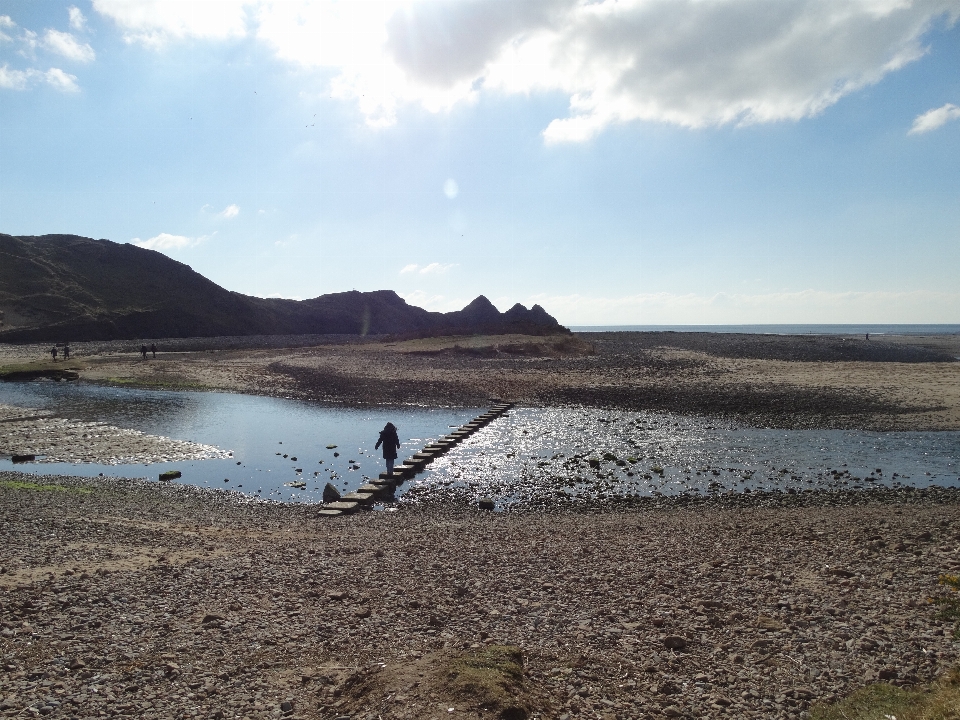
[358,483,388,494]
[317,509,343,517]
[323,501,359,513]
[341,492,374,504]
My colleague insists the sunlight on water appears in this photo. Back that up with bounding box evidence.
[2,383,958,506]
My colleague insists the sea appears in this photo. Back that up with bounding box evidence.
[569,324,960,335]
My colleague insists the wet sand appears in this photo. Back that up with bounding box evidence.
[1,473,959,719]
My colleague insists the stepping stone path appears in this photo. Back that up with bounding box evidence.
[317,402,514,517]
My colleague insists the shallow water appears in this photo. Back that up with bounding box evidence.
[0,381,480,503]
[406,408,960,505]
[1,382,958,506]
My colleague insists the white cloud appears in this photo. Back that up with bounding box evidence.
[43,29,95,62]
[92,0,249,47]
[90,0,960,141]
[526,289,960,325]
[399,290,467,313]
[43,67,80,92]
[400,262,457,275]
[419,262,456,275]
[0,16,15,29]
[0,65,79,92]
[131,233,195,251]
[909,102,960,134]
[219,203,240,219]
[443,178,458,199]
[0,64,31,90]
[68,7,87,31]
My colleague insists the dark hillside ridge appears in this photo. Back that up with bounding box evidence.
[0,234,567,341]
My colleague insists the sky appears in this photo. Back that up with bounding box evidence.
[1,0,959,325]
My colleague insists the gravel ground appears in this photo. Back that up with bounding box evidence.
[0,404,228,465]
[2,472,959,720]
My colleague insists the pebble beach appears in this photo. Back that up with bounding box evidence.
[2,331,959,719]
[2,472,960,719]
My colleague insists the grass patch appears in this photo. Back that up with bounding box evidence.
[0,480,91,494]
[811,667,960,720]
[447,645,530,720]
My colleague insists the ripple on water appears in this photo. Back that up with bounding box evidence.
[399,407,960,506]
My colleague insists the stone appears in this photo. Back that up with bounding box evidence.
[340,492,374,504]
[323,501,359,513]
[478,498,495,511]
[323,483,341,503]
[663,635,688,650]
[756,615,785,631]
[159,470,182,481]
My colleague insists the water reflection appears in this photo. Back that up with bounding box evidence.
[405,408,960,505]
[2,383,958,506]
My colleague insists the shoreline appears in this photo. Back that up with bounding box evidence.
[2,331,959,432]
[2,470,959,719]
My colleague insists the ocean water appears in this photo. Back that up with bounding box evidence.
[570,324,960,335]
[2,382,958,506]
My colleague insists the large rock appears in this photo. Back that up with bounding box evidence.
[323,483,341,503]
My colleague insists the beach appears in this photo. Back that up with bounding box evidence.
[2,473,960,719]
[2,332,960,719]
[2,331,959,434]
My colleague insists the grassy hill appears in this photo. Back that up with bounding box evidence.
[0,234,567,341]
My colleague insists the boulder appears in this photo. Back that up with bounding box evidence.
[323,483,341,503]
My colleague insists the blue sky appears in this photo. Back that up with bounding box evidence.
[1,0,959,324]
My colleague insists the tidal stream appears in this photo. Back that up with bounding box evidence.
[1,381,958,506]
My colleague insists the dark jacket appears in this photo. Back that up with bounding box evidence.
[375,424,400,460]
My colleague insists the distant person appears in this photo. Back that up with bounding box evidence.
[151,343,157,358]
[50,346,58,361]
[375,422,401,476]
[141,344,148,360]
[63,345,70,360]
[866,333,870,341]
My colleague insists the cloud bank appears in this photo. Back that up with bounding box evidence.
[93,0,960,140]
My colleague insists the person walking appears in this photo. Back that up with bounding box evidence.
[63,344,70,360]
[50,346,58,361]
[375,422,401,476]
[141,344,148,360]
[151,343,157,358]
